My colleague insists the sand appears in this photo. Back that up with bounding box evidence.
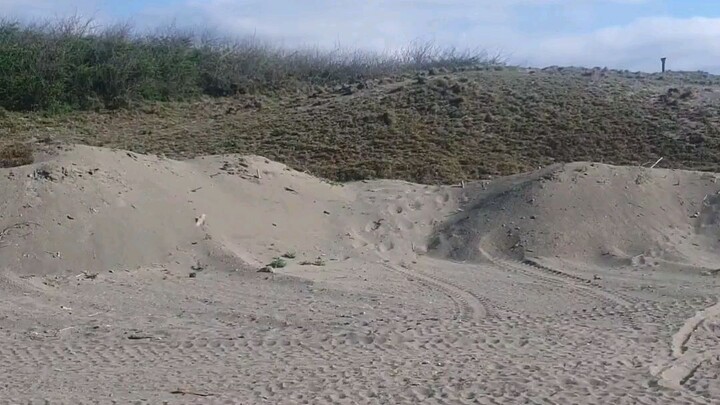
[0,144,718,404]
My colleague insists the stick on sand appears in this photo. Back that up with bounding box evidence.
[649,157,663,169]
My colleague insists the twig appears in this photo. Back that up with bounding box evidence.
[170,389,214,397]
[649,157,664,169]
[127,335,154,340]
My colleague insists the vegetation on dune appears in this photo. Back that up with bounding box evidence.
[0,17,495,112]
[0,141,33,168]
[1,19,720,183]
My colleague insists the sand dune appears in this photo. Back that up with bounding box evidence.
[0,145,718,403]
[432,162,720,271]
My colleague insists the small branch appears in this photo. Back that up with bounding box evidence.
[170,389,214,397]
[127,335,154,340]
[649,157,664,169]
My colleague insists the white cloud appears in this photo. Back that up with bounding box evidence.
[525,17,720,71]
[0,0,103,19]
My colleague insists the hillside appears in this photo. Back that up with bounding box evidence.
[3,66,720,183]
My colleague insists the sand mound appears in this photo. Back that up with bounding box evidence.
[430,162,720,271]
[0,145,354,276]
[2,146,719,277]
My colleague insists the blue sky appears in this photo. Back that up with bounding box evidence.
[2,0,720,72]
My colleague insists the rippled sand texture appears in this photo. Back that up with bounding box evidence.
[0,145,718,404]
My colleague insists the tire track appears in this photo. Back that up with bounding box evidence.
[479,247,634,308]
[380,261,488,321]
[522,257,640,305]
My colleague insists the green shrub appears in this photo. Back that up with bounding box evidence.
[0,18,498,112]
[268,257,287,268]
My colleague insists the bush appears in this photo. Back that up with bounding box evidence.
[268,257,287,268]
[0,18,500,112]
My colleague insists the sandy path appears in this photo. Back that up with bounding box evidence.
[0,260,717,404]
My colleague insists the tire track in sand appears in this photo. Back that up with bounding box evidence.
[479,247,634,308]
[380,261,488,321]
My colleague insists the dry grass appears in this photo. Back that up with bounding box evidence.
[4,67,720,183]
[0,142,34,168]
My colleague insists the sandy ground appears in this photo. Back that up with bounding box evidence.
[0,145,718,404]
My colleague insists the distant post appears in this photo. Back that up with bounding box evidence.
[661,57,667,73]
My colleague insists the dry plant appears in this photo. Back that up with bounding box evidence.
[0,142,33,168]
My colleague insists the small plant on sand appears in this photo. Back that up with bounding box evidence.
[269,257,287,268]
[281,251,296,259]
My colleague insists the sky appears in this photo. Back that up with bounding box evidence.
[2,0,720,72]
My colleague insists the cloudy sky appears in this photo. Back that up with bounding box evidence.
[2,0,719,72]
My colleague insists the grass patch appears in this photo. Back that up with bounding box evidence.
[0,142,34,168]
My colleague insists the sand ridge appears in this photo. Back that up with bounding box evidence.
[0,145,718,403]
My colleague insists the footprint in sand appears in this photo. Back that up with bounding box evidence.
[396,218,415,232]
[378,240,395,252]
[387,204,404,215]
[434,193,451,207]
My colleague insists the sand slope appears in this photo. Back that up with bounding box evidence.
[0,145,359,275]
[432,162,720,272]
[0,145,718,404]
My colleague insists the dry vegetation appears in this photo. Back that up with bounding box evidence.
[0,141,33,168]
[4,67,720,183]
[1,19,720,182]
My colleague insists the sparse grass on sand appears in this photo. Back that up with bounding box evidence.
[0,141,33,168]
[269,258,287,269]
